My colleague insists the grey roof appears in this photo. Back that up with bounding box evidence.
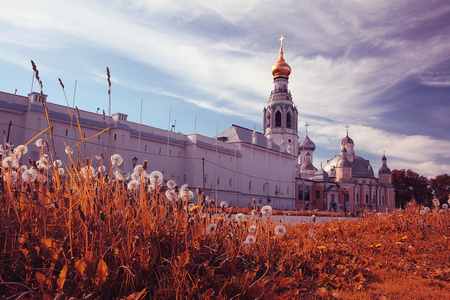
[0,100,28,112]
[325,155,375,178]
[301,162,316,171]
[311,167,331,181]
[216,125,282,152]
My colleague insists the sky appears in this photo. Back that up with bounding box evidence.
[0,0,449,178]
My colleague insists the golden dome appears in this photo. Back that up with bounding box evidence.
[271,35,291,78]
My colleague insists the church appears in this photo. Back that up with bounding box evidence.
[0,37,395,212]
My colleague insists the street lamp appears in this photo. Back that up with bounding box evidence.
[132,156,138,169]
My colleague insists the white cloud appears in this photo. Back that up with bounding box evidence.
[0,0,449,177]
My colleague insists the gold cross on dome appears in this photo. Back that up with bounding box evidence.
[279,35,285,49]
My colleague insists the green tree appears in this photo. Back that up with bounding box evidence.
[392,169,430,208]
[429,174,450,204]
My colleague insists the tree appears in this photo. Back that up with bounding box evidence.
[429,174,450,203]
[391,169,430,208]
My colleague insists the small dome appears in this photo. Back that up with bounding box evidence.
[299,135,316,151]
[271,49,291,78]
[341,134,354,145]
[379,154,391,174]
[379,166,392,175]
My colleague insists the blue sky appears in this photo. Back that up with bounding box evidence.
[1,0,449,178]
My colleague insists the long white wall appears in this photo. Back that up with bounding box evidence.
[0,91,297,209]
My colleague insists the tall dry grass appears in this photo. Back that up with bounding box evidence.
[1,138,450,299]
[1,64,449,299]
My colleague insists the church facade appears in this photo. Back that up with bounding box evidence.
[0,38,395,212]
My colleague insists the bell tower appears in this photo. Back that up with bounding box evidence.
[263,35,298,155]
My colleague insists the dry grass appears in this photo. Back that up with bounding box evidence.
[1,66,449,299]
[1,141,450,299]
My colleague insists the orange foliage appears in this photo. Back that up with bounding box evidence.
[1,143,450,299]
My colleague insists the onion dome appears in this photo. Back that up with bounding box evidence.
[299,135,316,151]
[271,36,291,78]
[341,133,354,145]
[378,154,391,175]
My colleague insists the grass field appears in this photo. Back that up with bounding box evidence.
[1,144,450,299]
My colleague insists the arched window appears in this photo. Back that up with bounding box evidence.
[275,111,282,127]
[286,112,291,128]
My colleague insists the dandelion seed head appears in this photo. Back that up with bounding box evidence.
[127,179,140,190]
[149,170,163,186]
[110,154,123,167]
[131,172,140,180]
[206,223,217,235]
[245,235,256,245]
[243,240,251,247]
[248,225,257,233]
[36,139,44,148]
[36,159,48,170]
[166,179,177,189]
[14,145,28,156]
[442,204,448,210]
[439,209,444,214]
[114,169,128,181]
[133,164,144,176]
[419,210,426,215]
[98,165,106,173]
[180,184,192,199]
[53,159,62,168]
[4,171,18,183]
[235,213,246,223]
[220,201,229,209]
[274,224,287,237]
[261,205,273,216]
[65,146,74,155]
[165,189,178,202]
[424,207,430,212]
[148,184,155,193]
[81,166,95,179]
[2,157,19,169]
[57,168,65,175]
[22,169,38,182]
[19,165,28,172]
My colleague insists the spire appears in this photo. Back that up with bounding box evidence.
[271,35,291,78]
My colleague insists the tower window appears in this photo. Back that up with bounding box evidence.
[275,111,281,127]
[287,112,292,128]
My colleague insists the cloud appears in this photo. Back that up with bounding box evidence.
[0,0,449,177]
[308,119,450,177]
